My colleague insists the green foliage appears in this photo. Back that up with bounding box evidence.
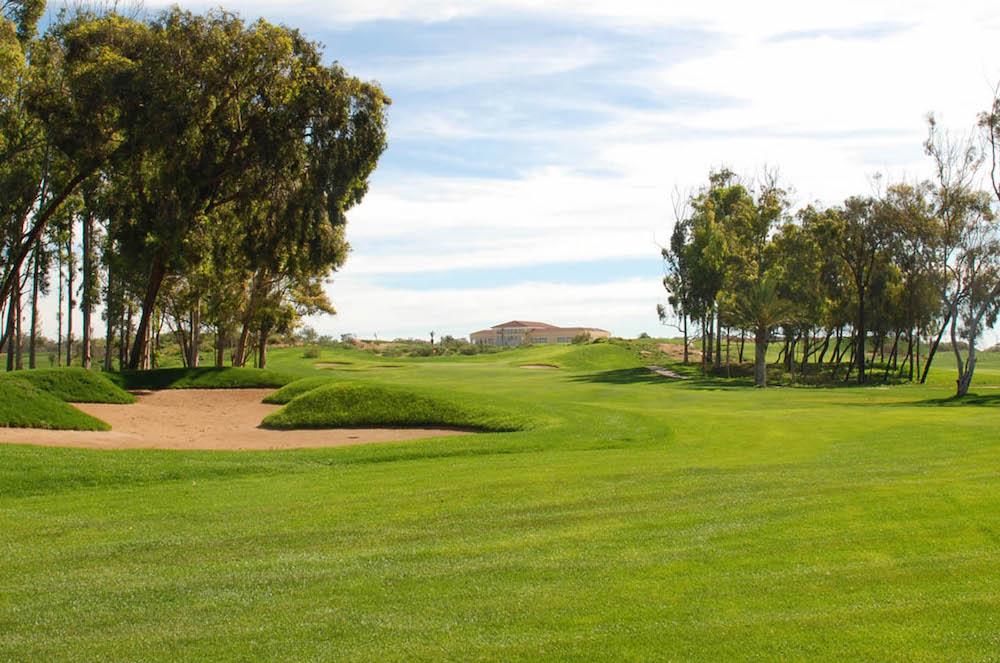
[262,382,532,432]
[15,367,136,403]
[106,367,296,391]
[0,376,109,430]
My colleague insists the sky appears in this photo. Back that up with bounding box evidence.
[73,1,1000,341]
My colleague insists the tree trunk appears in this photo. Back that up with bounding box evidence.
[884,331,901,380]
[682,314,688,364]
[14,279,22,370]
[715,306,722,369]
[258,328,270,369]
[81,212,93,369]
[5,290,15,371]
[754,325,768,387]
[104,264,115,372]
[706,311,714,372]
[65,224,74,368]
[725,327,731,378]
[952,313,974,397]
[127,252,168,370]
[920,312,951,384]
[799,332,811,378]
[856,283,866,384]
[29,240,39,369]
[57,257,63,367]
[189,298,201,368]
[739,330,745,364]
[0,169,94,309]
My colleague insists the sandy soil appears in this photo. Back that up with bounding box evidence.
[520,364,559,370]
[0,389,472,451]
[658,343,702,362]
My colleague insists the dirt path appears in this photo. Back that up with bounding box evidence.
[646,366,689,380]
[0,389,472,451]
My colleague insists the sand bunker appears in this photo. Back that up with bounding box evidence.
[520,364,559,370]
[0,389,472,451]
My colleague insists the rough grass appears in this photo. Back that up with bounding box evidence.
[0,377,110,431]
[261,374,345,404]
[262,382,532,432]
[15,367,136,404]
[107,366,296,391]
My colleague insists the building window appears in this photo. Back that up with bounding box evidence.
[533,337,548,343]
[556,337,571,343]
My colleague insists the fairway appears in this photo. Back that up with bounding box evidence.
[2,344,1000,661]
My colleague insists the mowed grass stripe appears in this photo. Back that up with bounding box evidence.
[3,344,1000,660]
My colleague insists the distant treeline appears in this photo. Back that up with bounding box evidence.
[661,108,1000,395]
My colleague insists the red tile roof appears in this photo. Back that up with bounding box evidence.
[490,320,558,329]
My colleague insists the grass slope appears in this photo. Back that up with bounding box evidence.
[4,343,1000,661]
[263,382,532,432]
[0,377,110,431]
[16,367,136,404]
[261,374,344,404]
[107,366,296,391]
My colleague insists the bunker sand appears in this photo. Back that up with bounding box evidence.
[0,389,472,451]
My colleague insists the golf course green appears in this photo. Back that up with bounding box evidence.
[2,342,999,661]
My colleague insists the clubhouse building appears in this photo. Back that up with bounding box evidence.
[470,320,612,347]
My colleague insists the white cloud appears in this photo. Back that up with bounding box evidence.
[306,275,665,340]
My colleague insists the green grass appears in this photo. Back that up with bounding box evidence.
[263,382,534,432]
[0,377,110,431]
[261,374,345,404]
[14,367,137,404]
[3,342,1000,660]
[106,366,296,391]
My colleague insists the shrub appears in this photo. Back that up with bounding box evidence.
[572,332,592,345]
[302,347,321,359]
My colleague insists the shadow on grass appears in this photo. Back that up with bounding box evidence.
[566,367,754,389]
[911,393,1000,407]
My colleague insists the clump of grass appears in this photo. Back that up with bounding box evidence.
[107,367,296,391]
[262,375,345,404]
[16,368,136,404]
[0,377,110,431]
[262,382,532,432]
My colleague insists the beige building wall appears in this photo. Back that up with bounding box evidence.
[470,322,611,346]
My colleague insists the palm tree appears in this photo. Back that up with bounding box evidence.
[732,276,795,387]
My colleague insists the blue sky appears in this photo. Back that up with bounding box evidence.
[141,0,1000,341]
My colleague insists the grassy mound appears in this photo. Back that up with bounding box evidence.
[0,377,110,431]
[262,375,345,404]
[107,367,296,391]
[547,342,644,372]
[262,382,531,432]
[16,368,136,404]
